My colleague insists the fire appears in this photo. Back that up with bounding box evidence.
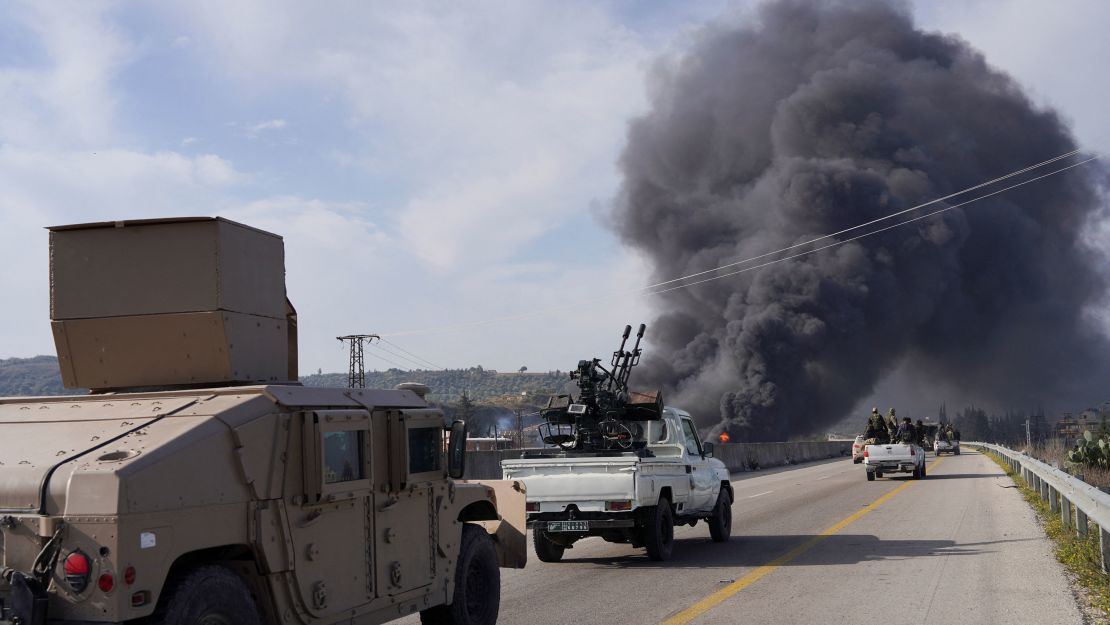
[718,432,731,444]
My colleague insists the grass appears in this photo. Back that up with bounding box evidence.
[984,450,1110,621]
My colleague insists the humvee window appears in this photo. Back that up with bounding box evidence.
[323,430,365,484]
[408,426,441,474]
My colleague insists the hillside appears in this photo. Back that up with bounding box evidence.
[0,356,83,397]
[0,355,568,404]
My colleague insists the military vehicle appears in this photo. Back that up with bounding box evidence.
[0,217,525,625]
[501,325,732,561]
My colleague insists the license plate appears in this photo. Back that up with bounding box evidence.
[547,520,589,532]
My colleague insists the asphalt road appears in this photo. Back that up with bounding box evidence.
[404,449,1084,625]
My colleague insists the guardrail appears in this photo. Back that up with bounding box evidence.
[968,442,1110,573]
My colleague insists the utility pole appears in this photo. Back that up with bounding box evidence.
[337,334,379,389]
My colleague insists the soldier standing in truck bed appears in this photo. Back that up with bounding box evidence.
[865,408,889,444]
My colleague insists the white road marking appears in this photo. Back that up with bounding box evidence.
[747,491,774,498]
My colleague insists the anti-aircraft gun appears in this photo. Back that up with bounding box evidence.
[538,324,664,452]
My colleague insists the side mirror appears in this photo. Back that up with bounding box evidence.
[448,419,468,479]
[702,442,714,458]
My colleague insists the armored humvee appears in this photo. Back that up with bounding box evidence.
[0,217,526,625]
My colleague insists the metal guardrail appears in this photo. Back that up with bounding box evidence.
[968,442,1110,573]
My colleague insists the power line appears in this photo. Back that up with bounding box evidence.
[379,337,445,369]
[363,348,410,371]
[380,151,1100,338]
[645,156,1100,296]
[368,341,435,370]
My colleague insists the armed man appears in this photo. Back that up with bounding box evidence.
[865,407,889,444]
[915,419,926,446]
[887,409,899,441]
[894,417,916,444]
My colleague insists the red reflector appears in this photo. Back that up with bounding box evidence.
[124,566,136,586]
[98,574,115,593]
[131,590,151,607]
[525,502,539,512]
[605,500,632,512]
[64,552,90,576]
[63,551,91,593]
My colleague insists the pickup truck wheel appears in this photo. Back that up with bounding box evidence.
[642,501,675,561]
[875,470,883,479]
[155,565,262,625]
[921,464,927,478]
[532,530,565,563]
[866,471,875,482]
[708,490,732,542]
[421,524,499,625]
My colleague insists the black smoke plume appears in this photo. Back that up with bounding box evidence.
[614,0,1110,441]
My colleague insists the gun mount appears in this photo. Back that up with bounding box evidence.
[539,324,664,453]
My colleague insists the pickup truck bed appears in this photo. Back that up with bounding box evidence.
[863,442,926,481]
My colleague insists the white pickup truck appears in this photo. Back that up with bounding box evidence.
[863,441,926,481]
[501,407,732,562]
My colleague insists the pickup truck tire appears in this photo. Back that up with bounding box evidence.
[921,464,927,478]
[875,470,883,479]
[642,500,675,561]
[155,564,262,625]
[708,489,732,542]
[421,524,499,625]
[866,470,875,481]
[533,530,565,563]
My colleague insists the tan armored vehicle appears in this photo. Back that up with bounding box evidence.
[0,217,525,625]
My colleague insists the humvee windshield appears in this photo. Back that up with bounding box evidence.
[323,430,365,483]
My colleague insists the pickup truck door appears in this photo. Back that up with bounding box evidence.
[680,418,717,514]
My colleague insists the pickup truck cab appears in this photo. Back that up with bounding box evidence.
[501,408,732,562]
[863,442,926,481]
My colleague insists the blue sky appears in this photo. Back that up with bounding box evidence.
[2,0,1108,378]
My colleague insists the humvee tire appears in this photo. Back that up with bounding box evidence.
[642,498,674,561]
[420,525,499,625]
[708,489,732,543]
[533,530,566,563]
[155,565,262,625]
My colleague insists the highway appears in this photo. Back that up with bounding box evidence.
[404,449,1083,625]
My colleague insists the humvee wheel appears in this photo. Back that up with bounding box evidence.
[642,499,674,561]
[155,565,261,625]
[421,524,499,625]
[708,489,732,543]
[533,530,566,562]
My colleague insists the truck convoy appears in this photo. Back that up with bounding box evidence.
[0,218,525,625]
[501,326,732,562]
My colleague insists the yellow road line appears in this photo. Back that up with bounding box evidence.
[662,457,943,625]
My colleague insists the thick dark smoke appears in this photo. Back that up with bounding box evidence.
[614,0,1110,441]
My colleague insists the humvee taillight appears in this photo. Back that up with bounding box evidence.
[98,573,115,593]
[63,551,91,593]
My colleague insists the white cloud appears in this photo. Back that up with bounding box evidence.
[169,1,653,272]
[245,118,287,134]
[0,1,133,148]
